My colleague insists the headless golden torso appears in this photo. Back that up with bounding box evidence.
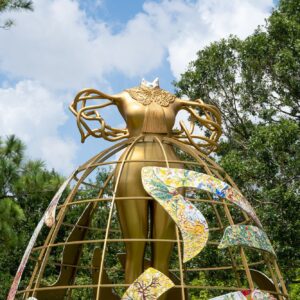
[118,85,178,135]
[114,88,183,292]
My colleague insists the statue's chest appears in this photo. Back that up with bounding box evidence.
[118,100,175,134]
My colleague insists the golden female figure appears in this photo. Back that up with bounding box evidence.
[70,78,221,287]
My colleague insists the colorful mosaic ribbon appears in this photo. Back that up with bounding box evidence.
[218,225,275,256]
[142,167,209,262]
[121,267,174,300]
[7,171,75,300]
[148,167,261,227]
[210,289,277,299]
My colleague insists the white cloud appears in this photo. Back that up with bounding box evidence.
[0,0,105,90]
[0,0,274,173]
[0,0,165,89]
[0,80,77,173]
[39,136,77,174]
[0,0,273,89]
[142,0,273,78]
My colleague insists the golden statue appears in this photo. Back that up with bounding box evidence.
[69,78,221,289]
[12,79,288,300]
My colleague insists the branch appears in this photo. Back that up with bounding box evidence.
[7,0,33,11]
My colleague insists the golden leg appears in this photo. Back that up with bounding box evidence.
[116,198,148,284]
[151,200,176,274]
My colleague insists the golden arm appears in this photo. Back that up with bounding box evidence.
[173,99,222,154]
[69,88,129,143]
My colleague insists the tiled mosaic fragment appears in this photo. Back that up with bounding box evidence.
[121,267,174,300]
[142,167,209,262]
[218,225,275,256]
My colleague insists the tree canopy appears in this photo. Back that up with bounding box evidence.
[0,135,63,299]
[174,0,300,292]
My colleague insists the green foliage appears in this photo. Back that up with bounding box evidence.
[0,135,25,248]
[289,268,300,299]
[0,0,33,11]
[0,0,33,28]
[190,273,210,300]
[0,198,25,247]
[0,135,64,299]
[219,120,300,276]
[174,0,300,294]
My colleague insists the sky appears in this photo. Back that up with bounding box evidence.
[0,0,276,174]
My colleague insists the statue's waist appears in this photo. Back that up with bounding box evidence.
[118,140,178,161]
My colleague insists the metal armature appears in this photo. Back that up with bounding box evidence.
[15,137,288,300]
[14,84,288,300]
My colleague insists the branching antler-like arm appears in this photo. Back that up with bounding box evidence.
[69,89,129,143]
[173,99,222,154]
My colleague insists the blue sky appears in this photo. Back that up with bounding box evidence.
[0,0,276,174]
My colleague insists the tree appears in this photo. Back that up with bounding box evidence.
[0,135,26,248]
[0,0,33,28]
[0,135,64,299]
[174,0,300,292]
[175,0,299,139]
[219,120,299,277]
